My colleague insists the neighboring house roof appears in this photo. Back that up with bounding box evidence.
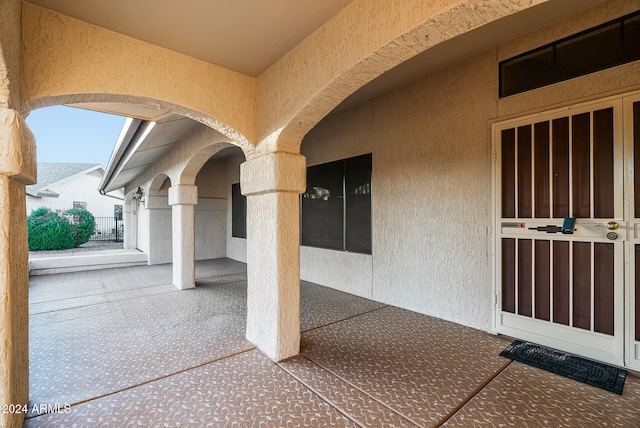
[26,163,103,198]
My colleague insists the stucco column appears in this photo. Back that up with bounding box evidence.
[240,152,306,361]
[168,185,197,290]
[0,109,36,428]
[123,199,132,249]
[145,195,172,265]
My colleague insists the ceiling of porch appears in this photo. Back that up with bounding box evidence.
[26,0,606,192]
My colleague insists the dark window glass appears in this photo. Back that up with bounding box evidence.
[553,241,570,326]
[500,11,640,97]
[518,239,533,317]
[301,160,344,250]
[231,183,246,239]
[517,125,532,218]
[501,129,516,218]
[345,154,372,253]
[552,118,570,218]
[534,121,550,218]
[572,113,591,218]
[593,108,614,218]
[534,240,551,321]
[501,47,555,98]
[502,238,516,314]
[301,154,372,254]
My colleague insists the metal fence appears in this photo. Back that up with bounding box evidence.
[90,217,124,242]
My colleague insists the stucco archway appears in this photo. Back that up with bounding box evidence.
[256,0,553,154]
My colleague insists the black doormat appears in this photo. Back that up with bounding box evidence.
[499,340,627,395]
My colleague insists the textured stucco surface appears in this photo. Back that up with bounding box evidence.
[0,0,21,109]
[300,50,496,331]
[225,152,247,263]
[243,153,305,360]
[0,109,34,427]
[256,0,549,153]
[195,198,227,261]
[21,3,256,146]
[295,0,640,333]
[142,196,172,265]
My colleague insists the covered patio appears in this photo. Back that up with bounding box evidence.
[25,260,640,427]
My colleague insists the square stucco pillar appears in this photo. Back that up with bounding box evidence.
[168,185,198,290]
[123,200,132,249]
[240,152,306,362]
[0,109,36,428]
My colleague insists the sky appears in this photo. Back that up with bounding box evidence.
[26,105,126,167]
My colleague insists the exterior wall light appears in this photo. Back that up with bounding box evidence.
[133,186,145,204]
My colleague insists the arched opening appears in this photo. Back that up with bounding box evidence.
[142,174,172,265]
[192,146,246,264]
[23,100,252,420]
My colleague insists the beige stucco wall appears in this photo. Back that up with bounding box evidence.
[255,0,551,154]
[21,3,255,148]
[225,151,248,263]
[299,49,496,329]
[0,0,21,110]
[194,158,228,261]
[0,108,35,428]
[296,0,640,331]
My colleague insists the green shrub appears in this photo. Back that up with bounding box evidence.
[27,208,75,251]
[65,208,95,247]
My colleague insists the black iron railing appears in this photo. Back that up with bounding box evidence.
[90,217,124,242]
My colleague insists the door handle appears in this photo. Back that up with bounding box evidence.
[597,221,619,230]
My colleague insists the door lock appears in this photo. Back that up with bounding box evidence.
[597,221,619,230]
[607,231,618,240]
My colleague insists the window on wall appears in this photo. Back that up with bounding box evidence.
[301,154,372,254]
[231,183,246,238]
[73,201,87,210]
[499,10,640,98]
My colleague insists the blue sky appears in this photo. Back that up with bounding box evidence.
[26,105,126,167]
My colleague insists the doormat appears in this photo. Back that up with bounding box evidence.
[499,340,627,395]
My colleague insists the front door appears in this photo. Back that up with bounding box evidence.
[626,93,640,371]
[493,96,629,367]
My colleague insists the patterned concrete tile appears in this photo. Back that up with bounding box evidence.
[279,355,417,427]
[300,306,512,427]
[27,258,390,420]
[443,362,640,428]
[25,350,357,427]
[300,280,387,332]
[29,274,252,415]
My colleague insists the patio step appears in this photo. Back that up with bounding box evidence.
[29,249,148,276]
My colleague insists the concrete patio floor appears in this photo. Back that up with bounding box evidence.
[25,259,640,427]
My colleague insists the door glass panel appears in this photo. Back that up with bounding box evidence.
[572,113,591,218]
[553,241,570,326]
[593,108,614,218]
[502,129,516,218]
[636,245,640,341]
[594,243,614,335]
[518,126,532,218]
[573,242,591,330]
[552,118,570,217]
[502,238,516,313]
[518,239,532,316]
[634,102,640,218]
[534,240,551,321]
[534,122,551,218]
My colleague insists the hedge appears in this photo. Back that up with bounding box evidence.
[27,207,95,251]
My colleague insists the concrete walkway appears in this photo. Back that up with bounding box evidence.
[25,259,640,427]
[29,248,148,276]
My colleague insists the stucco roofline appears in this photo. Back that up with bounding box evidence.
[26,188,59,198]
[99,117,145,194]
